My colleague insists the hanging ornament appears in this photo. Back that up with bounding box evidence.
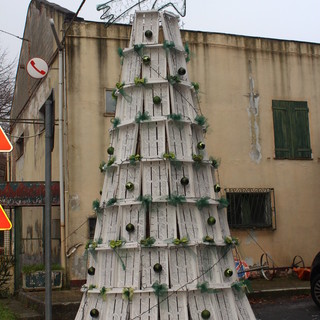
[145,30,153,38]
[197,141,205,150]
[126,223,135,233]
[153,263,163,273]
[178,67,186,76]
[224,268,233,277]
[180,176,189,186]
[90,309,99,318]
[88,266,95,276]
[142,55,151,65]
[207,216,216,226]
[126,182,134,191]
[107,146,114,155]
[201,309,211,319]
[153,96,162,105]
[214,184,221,193]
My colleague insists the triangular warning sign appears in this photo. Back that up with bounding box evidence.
[0,205,12,230]
[0,126,13,152]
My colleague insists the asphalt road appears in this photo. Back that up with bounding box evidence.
[251,294,320,320]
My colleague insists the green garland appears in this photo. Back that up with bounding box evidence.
[133,44,145,56]
[209,156,220,169]
[117,47,124,65]
[106,197,117,206]
[163,40,175,54]
[167,113,183,121]
[129,154,142,165]
[166,194,186,206]
[152,281,168,297]
[137,194,152,211]
[184,42,191,62]
[197,281,219,294]
[224,236,239,246]
[194,114,209,132]
[196,196,211,210]
[172,237,189,245]
[191,82,200,94]
[92,199,103,216]
[112,82,132,102]
[203,236,215,244]
[99,161,107,173]
[100,286,109,301]
[85,238,102,257]
[109,240,126,270]
[88,284,96,290]
[167,75,181,85]
[107,156,116,167]
[140,237,156,247]
[135,111,151,123]
[134,77,148,86]
[232,280,252,293]
[218,197,229,209]
[111,117,121,129]
[122,287,134,301]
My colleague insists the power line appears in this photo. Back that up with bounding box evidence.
[0,29,30,42]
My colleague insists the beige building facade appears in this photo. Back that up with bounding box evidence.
[11,0,320,285]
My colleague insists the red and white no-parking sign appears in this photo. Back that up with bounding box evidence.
[27,57,48,79]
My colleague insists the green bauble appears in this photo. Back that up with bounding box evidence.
[126,182,134,191]
[207,216,216,226]
[90,309,99,318]
[153,96,162,105]
[153,263,163,273]
[88,266,95,276]
[224,268,233,277]
[107,146,114,155]
[197,141,205,150]
[214,184,221,193]
[142,55,151,65]
[145,30,153,38]
[126,223,135,233]
[201,309,211,319]
[180,176,189,186]
[178,67,186,75]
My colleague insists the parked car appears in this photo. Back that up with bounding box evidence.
[311,251,320,308]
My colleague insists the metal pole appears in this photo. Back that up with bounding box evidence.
[45,99,53,320]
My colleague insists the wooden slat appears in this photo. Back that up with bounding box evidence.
[142,46,167,81]
[142,161,169,199]
[131,292,158,319]
[233,288,257,320]
[187,291,216,320]
[150,203,176,240]
[211,289,239,319]
[117,124,138,161]
[115,248,140,289]
[105,293,129,319]
[167,50,188,82]
[218,210,232,240]
[193,165,214,198]
[98,250,117,288]
[169,246,197,290]
[141,248,168,288]
[144,83,170,117]
[167,122,192,160]
[159,291,189,320]
[191,125,208,160]
[217,247,238,284]
[100,167,119,206]
[170,84,196,119]
[169,162,194,198]
[130,11,160,46]
[177,204,202,241]
[117,163,141,200]
[140,121,166,158]
[121,50,141,84]
[74,294,105,320]
[100,206,120,243]
[161,12,184,50]
[121,205,146,243]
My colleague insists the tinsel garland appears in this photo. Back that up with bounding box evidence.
[166,194,186,206]
[133,44,145,56]
[100,286,109,301]
[140,237,156,247]
[112,82,132,102]
[218,197,229,209]
[167,113,183,121]
[111,117,121,129]
[134,77,148,86]
[135,111,151,123]
[197,281,219,294]
[122,287,134,301]
[196,196,211,210]
[163,40,175,54]
[167,75,181,85]
[232,280,252,293]
[106,197,117,206]
[92,199,103,216]
[191,82,200,94]
[84,238,102,258]
[117,47,124,65]
[210,156,221,169]
[137,194,152,211]
[107,156,116,167]
[99,161,107,173]
[163,152,176,160]
[129,154,142,165]
[224,236,239,246]
[194,114,209,132]
[152,281,168,297]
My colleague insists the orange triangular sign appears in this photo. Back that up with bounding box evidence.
[0,126,13,152]
[0,205,12,230]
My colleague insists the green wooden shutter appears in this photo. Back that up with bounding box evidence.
[290,101,312,159]
[272,101,291,159]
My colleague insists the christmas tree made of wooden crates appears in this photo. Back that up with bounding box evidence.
[75,10,256,320]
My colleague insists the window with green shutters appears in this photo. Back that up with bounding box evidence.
[272,100,312,159]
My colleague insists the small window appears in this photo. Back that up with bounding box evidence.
[272,100,312,159]
[226,188,275,229]
[105,90,117,115]
[16,134,24,160]
[88,217,97,240]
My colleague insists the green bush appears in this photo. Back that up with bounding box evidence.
[0,301,16,320]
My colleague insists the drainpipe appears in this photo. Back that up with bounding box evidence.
[49,19,66,273]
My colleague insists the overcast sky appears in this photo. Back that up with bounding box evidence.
[1,0,320,65]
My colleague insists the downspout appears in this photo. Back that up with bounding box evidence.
[49,19,66,273]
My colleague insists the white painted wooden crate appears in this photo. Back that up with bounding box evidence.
[187,291,216,320]
[161,12,184,50]
[105,293,130,319]
[177,203,202,241]
[218,209,232,241]
[142,161,169,199]
[117,163,141,200]
[121,204,146,243]
[75,293,105,320]
[232,288,257,320]
[121,49,142,84]
[141,247,169,288]
[100,167,119,205]
[191,125,208,160]
[169,246,198,290]
[115,86,143,122]
[142,45,167,81]
[131,292,158,319]
[144,82,170,117]
[130,11,160,46]
[97,250,117,288]
[115,124,138,161]
[150,203,177,240]
[192,164,214,198]
[100,206,120,243]
[169,162,194,197]
[159,291,189,319]
[140,121,166,158]
[216,247,238,284]
[166,122,193,160]
[167,49,188,82]
[209,289,239,320]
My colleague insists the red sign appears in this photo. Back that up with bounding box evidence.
[26,58,48,79]
[0,205,11,230]
[0,126,13,152]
